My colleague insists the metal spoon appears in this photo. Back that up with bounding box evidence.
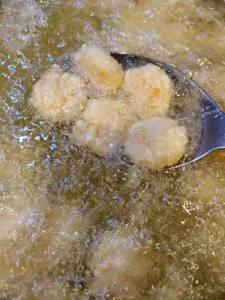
[112,52,225,167]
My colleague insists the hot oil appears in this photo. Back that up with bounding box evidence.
[0,0,225,299]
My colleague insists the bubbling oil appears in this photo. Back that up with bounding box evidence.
[0,0,225,299]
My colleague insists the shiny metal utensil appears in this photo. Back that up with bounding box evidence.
[112,52,225,167]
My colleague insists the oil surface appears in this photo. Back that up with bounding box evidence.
[0,1,225,299]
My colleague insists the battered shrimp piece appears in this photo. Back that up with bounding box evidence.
[74,45,124,94]
[29,65,87,121]
[124,117,188,170]
[72,98,133,156]
[73,121,120,156]
[89,226,152,298]
[0,202,28,244]
[123,64,174,118]
[24,206,86,275]
[83,98,131,130]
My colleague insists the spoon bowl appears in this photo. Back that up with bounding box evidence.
[111,52,225,167]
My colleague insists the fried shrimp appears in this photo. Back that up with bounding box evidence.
[74,45,124,94]
[29,65,87,121]
[83,98,131,131]
[89,226,151,298]
[123,64,174,118]
[72,98,132,156]
[124,117,188,169]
